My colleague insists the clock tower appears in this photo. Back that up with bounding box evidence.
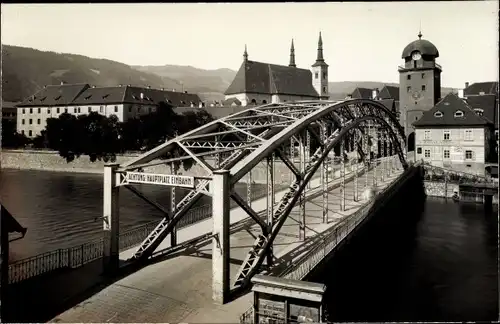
[399,31,442,150]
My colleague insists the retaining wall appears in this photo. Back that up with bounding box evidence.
[424,180,498,203]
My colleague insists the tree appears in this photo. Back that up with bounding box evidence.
[44,113,85,162]
[1,119,30,148]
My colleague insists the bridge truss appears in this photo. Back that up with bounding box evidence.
[101,99,408,303]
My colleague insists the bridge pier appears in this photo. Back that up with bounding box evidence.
[212,170,230,304]
[103,163,120,275]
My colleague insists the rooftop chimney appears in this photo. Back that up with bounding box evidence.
[172,89,176,92]
[458,89,464,98]
[199,102,203,108]
[184,90,188,94]
[92,85,96,88]
[161,87,164,91]
[140,92,144,100]
[60,81,65,85]
[371,88,379,100]
[147,85,151,89]
[465,82,469,88]
[119,84,122,87]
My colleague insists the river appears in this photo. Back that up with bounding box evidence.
[1,169,497,321]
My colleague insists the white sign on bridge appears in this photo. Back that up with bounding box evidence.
[125,172,195,189]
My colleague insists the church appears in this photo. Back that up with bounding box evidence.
[224,33,329,106]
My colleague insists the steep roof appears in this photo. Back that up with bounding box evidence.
[350,87,372,99]
[465,94,498,128]
[72,86,201,107]
[222,97,242,106]
[17,83,90,107]
[224,60,319,97]
[464,82,498,96]
[378,85,399,101]
[413,92,492,128]
[379,99,396,114]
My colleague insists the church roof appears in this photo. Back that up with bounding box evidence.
[224,60,319,97]
[413,92,492,128]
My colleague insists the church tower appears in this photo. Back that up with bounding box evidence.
[311,32,329,99]
[399,31,442,150]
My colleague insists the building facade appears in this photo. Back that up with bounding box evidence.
[2,100,18,124]
[16,83,202,137]
[413,92,494,176]
[398,32,442,151]
[224,33,328,106]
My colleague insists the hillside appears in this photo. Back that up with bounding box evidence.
[2,45,455,103]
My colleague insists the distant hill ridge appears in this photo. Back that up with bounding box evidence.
[2,44,455,103]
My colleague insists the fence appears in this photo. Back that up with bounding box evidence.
[4,181,291,285]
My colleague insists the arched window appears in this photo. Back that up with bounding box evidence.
[251,99,257,105]
[473,108,484,116]
[434,111,443,118]
[454,110,464,118]
[262,100,267,104]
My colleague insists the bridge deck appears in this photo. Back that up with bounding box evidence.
[51,166,403,323]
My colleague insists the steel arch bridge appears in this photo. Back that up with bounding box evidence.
[102,99,408,302]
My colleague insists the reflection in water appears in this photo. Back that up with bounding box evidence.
[0,169,259,261]
[317,195,498,322]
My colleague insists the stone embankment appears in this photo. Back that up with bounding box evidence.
[2,149,351,184]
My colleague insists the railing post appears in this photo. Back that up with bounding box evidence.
[103,163,120,275]
[170,163,177,248]
[81,243,84,266]
[212,170,230,304]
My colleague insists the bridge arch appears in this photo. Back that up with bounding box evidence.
[108,99,408,302]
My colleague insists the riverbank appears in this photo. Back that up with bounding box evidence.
[0,149,328,184]
[424,180,498,204]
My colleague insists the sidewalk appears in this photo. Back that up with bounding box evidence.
[51,164,403,323]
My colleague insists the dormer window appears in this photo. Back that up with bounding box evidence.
[40,96,47,102]
[84,95,92,100]
[434,111,443,118]
[102,94,110,99]
[132,95,138,100]
[54,95,62,100]
[479,91,485,95]
[473,108,484,116]
[454,110,464,118]
[180,100,186,105]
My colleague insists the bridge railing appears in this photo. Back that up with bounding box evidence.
[4,181,291,285]
[281,164,416,282]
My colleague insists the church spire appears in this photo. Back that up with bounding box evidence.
[315,31,324,62]
[289,39,296,67]
[243,44,248,62]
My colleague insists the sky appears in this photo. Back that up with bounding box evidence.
[1,2,498,89]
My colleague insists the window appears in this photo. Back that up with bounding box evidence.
[48,108,51,114]
[424,149,431,158]
[417,147,422,154]
[114,106,118,113]
[29,119,32,125]
[495,130,498,140]
[407,75,411,80]
[30,108,33,114]
[464,129,472,140]
[88,107,91,113]
[454,110,464,118]
[473,108,484,116]
[434,111,443,118]
[421,73,425,79]
[57,108,60,114]
[100,106,104,113]
[407,86,411,93]
[443,150,450,159]
[28,130,32,137]
[323,86,327,93]
[315,72,319,79]
[415,116,419,121]
[21,130,25,135]
[465,150,473,160]
[443,130,450,140]
[421,85,426,91]
[37,119,41,125]
[128,106,132,113]
[424,130,431,140]
[262,100,267,104]
[322,72,327,79]
[37,108,41,113]
[22,108,25,114]
[77,107,81,113]
[22,119,25,125]
[64,108,68,113]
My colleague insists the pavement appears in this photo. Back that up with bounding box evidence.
[50,158,404,323]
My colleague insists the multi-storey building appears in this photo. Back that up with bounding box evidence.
[224,33,329,106]
[413,92,494,175]
[16,83,202,137]
[2,100,18,124]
